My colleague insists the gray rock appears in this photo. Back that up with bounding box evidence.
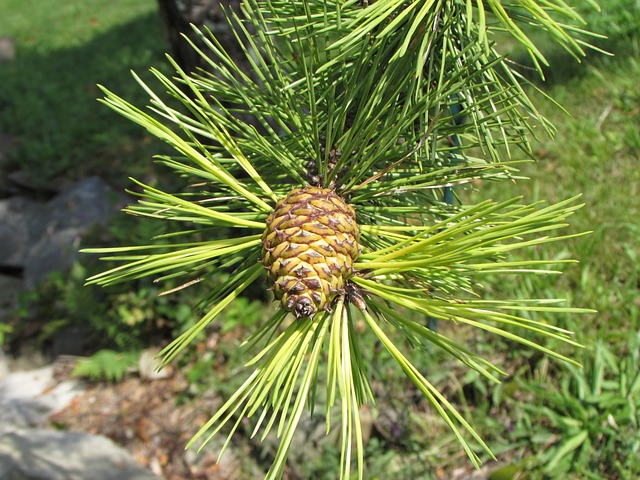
[0,176,125,311]
[0,429,160,480]
[0,367,159,479]
[0,197,45,267]
[0,399,51,428]
[21,176,123,286]
[47,176,117,231]
[24,227,83,287]
[0,366,83,422]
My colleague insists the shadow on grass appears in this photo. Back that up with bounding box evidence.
[522,40,638,89]
[510,18,640,89]
[0,11,172,188]
[2,5,636,189]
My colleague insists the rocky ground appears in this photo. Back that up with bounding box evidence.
[1,348,504,480]
[0,120,268,479]
[0,354,268,479]
[0,151,263,477]
[47,362,264,479]
[0,364,158,480]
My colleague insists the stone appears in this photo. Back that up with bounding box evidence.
[21,176,124,286]
[24,228,83,287]
[138,348,171,380]
[0,176,126,309]
[0,37,16,63]
[0,366,159,479]
[0,399,51,429]
[0,176,126,344]
[0,429,160,480]
[47,176,118,231]
[0,366,83,421]
[0,197,45,267]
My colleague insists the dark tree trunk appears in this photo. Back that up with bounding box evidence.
[156,0,243,75]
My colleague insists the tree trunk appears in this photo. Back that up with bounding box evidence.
[157,0,243,75]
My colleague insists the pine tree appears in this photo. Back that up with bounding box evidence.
[85,1,598,478]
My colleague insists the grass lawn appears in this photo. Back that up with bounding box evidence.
[462,7,640,475]
[479,41,640,347]
[0,0,166,186]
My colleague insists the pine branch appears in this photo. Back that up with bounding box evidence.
[84,0,599,477]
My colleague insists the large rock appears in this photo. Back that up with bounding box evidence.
[24,176,122,286]
[0,366,84,426]
[46,176,117,231]
[0,176,124,287]
[0,429,160,480]
[0,197,44,267]
[24,228,84,286]
[0,366,159,480]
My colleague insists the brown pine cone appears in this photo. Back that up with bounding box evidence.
[261,186,360,318]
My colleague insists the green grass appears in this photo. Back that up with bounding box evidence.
[475,49,640,346]
[455,4,640,475]
[0,0,156,50]
[0,0,167,185]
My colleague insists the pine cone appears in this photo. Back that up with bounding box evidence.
[261,186,360,318]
